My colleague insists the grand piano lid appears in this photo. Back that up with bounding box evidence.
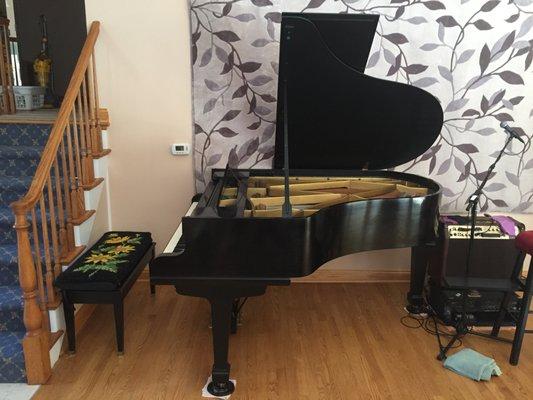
[273,13,444,171]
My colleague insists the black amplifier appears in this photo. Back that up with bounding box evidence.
[427,214,524,326]
[428,285,520,326]
[428,215,524,282]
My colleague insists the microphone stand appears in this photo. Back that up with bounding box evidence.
[436,132,514,360]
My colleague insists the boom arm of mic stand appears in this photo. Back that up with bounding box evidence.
[466,134,513,211]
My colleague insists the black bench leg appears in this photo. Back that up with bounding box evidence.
[113,299,124,355]
[63,293,76,354]
[150,284,156,295]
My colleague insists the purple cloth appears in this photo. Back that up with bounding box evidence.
[440,216,458,225]
[491,215,517,237]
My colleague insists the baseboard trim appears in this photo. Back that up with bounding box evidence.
[139,268,410,283]
[75,304,97,335]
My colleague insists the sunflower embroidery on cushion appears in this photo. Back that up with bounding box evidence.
[105,234,131,244]
[85,253,115,264]
[108,244,135,255]
[73,233,143,277]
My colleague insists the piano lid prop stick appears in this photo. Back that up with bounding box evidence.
[282,75,292,217]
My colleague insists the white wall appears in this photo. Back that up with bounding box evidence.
[84,1,533,271]
[84,0,195,252]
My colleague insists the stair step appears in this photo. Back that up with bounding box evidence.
[0,241,70,287]
[0,123,51,147]
[0,331,26,383]
[0,206,54,246]
[0,245,18,287]
[0,145,43,177]
[0,286,24,332]
[0,206,15,245]
[0,176,33,208]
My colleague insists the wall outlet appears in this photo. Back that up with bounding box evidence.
[171,143,190,155]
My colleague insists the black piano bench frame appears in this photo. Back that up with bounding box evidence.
[61,243,155,355]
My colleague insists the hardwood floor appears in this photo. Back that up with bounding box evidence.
[34,282,533,400]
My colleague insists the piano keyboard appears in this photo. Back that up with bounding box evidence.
[164,202,198,253]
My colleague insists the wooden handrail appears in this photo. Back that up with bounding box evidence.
[11,21,100,214]
[9,20,106,384]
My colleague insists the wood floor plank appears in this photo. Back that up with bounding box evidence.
[34,282,533,399]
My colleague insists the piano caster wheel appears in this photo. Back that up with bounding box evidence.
[207,380,235,397]
[406,303,427,315]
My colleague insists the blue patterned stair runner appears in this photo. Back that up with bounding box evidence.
[0,123,51,383]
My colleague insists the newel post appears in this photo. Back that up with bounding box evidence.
[12,210,51,384]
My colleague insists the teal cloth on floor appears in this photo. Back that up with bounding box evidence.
[443,348,502,381]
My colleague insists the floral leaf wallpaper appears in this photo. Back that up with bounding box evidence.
[190,0,533,213]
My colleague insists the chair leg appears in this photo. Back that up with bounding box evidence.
[510,293,532,365]
[62,293,76,354]
[113,298,124,355]
[150,284,156,295]
[492,292,512,337]
[510,257,533,365]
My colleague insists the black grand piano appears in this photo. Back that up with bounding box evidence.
[150,13,443,397]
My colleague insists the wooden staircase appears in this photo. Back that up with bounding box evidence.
[0,21,109,384]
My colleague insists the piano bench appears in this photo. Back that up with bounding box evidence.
[54,231,155,355]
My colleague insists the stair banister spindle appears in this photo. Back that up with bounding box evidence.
[53,158,68,255]
[81,78,96,183]
[46,175,62,295]
[75,93,95,186]
[66,122,82,221]
[39,194,56,307]
[91,52,103,153]
[59,137,76,253]
[3,23,15,111]
[0,18,16,114]
[84,71,98,156]
[30,207,51,340]
[71,105,87,188]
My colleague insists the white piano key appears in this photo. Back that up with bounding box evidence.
[164,202,198,253]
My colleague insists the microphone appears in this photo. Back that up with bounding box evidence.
[500,121,526,144]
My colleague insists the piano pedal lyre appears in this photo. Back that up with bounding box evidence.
[231,298,247,334]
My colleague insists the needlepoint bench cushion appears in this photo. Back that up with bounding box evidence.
[55,231,153,291]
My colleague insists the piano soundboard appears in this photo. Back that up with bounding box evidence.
[219,176,428,218]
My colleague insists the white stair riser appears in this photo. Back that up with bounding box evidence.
[74,213,97,248]
[94,154,108,179]
[101,130,109,149]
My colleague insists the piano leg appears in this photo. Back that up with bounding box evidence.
[175,280,275,397]
[209,295,235,396]
[407,246,430,313]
